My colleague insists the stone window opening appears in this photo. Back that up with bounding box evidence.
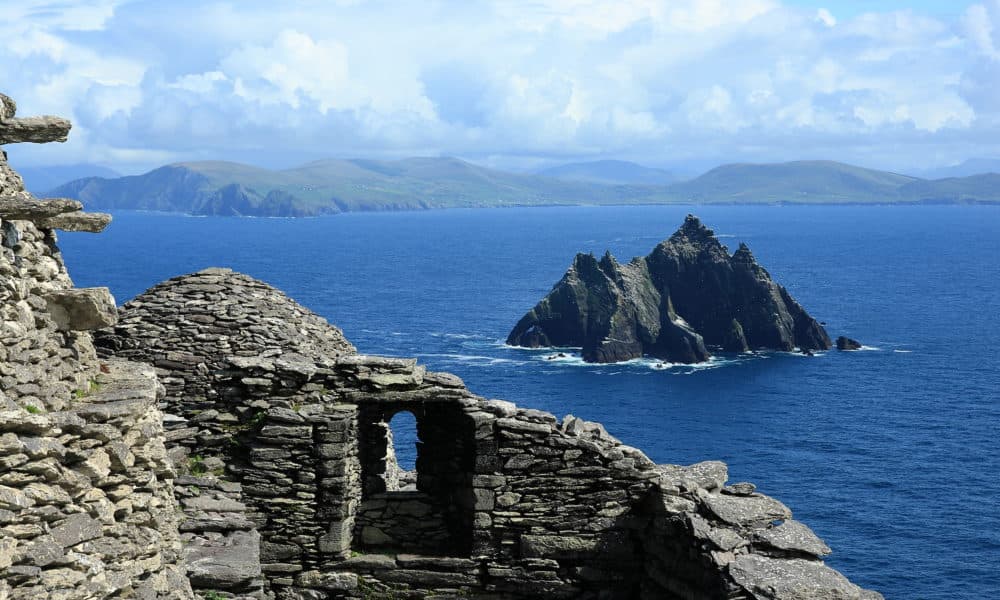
[382,410,418,492]
[355,403,478,556]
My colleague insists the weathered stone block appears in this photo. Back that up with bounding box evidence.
[729,555,884,600]
[297,570,359,591]
[703,493,792,527]
[49,512,102,548]
[44,287,117,331]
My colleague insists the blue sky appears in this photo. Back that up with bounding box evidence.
[783,0,975,17]
[3,0,1000,173]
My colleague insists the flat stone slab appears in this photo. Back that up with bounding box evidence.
[703,493,792,527]
[729,555,884,600]
[658,460,729,491]
[49,513,102,548]
[521,534,599,559]
[185,530,262,588]
[38,211,112,233]
[44,287,118,331]
[754,520,832,557]
[0,195,82,220]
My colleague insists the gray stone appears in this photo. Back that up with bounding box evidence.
[0,195,82,220]
[297,570,358,590]
[521,534,598,559]
[38,211,112,233]
[340,553,397,571]
[44,287,118,331]
[755,519,832,557]
[49,512,102,548]
[724,482,758,496]
[0,485,33,510]
[703,493,792,527]
[185,530,262,588]
[0,93,72,144]
[15,534,64,567]
[729,555,884,599]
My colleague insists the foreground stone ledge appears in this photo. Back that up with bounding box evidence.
[0,195,83,220]
[729,555,883,600]
[0,93,72,145]
[38,211,112,233]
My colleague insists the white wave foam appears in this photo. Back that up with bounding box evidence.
[857,345,881,351]
[420,353,525,366]
[893,349,913,353]
[430,332,491,340]
[778,350,827,358]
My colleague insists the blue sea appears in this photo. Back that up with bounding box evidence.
[60,205,999,600]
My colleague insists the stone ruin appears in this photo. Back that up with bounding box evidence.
[0,94,191,598]
[1,95,883,600]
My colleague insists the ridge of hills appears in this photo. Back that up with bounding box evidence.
[49,157,1000,216]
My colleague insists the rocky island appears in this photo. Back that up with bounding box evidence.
[0,95,880,599]
[507,215,832,363]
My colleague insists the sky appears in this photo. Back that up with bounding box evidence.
[2,0,1000,174]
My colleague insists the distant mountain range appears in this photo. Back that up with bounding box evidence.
[47,157,1000,217]
[18,163,120,195]
[913,158,1000,179]
[535,159,676,185]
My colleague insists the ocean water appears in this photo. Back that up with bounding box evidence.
[60,205,1000,599]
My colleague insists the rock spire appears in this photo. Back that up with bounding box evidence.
[508,214,832,363]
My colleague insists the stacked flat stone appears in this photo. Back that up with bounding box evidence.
[94,268,356,415]
[175,475,264,598]
[97,272,883,600]
[0,361,193,599]
[0,95,194,600]
[1,97,114,412]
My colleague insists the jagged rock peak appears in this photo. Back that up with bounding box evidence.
[671,213,717,242]
[508,215,832,363]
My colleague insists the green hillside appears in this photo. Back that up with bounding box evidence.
[51,157,1000,216]
[661,160,919,203]
[53,157,655,216]
[899,174,1000,203]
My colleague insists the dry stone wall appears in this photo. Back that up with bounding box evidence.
[0,361,193,600]
[1,96,194,600]
[1,164,101,412]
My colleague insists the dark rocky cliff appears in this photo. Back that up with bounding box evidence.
[508,215,831,363]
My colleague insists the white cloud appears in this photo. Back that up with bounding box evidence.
[964,2,1000,60]
[0,0,997,172]
[6,0,127,32]
[816,8,837,27]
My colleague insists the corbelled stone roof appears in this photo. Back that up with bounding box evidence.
[100,267,355,359]
[94,268,356,407]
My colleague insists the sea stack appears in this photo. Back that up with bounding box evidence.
[507,215,832,363]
